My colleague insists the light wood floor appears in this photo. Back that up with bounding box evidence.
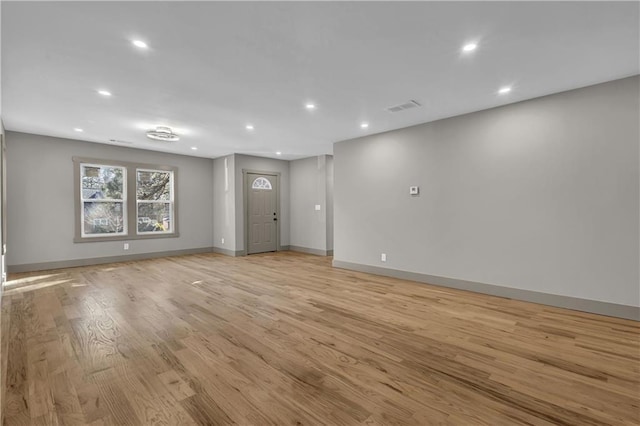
[1,252,638,425]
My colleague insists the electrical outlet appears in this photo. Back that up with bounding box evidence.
[315,204,321,211]
[221,237,225,244]
[381,253,387,262]
[123,243,129,250]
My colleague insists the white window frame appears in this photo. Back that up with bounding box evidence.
[136,168,175,235]
[79,163,128,238]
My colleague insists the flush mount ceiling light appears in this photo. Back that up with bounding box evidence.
[498,86,512,94]
[74,128,84,132]
[305,103,316,110]
[360,122,369,129]
[132,40,148,49]
[462,43,478,52]
[246,124,254,130]
[146,126,180,142]
[97,89,112,97]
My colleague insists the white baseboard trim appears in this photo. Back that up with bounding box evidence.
[332,260,639,321]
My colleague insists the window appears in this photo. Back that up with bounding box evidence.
[252,176,272,190]
[80,164,126,237]
[136,169,174,234]
[74,158,178,242]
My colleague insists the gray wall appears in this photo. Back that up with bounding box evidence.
[0,120,4,282]
[0,120,4,284]
[334,76,639,307]
[326,156,334,252]
[212,154,236,252]
[234,154,290,252]
[290,155,333,253]
[6,132,214,268]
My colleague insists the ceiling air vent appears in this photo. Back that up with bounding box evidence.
[109,139,134,145]
[146,126,180,142]
[385,100,421,113]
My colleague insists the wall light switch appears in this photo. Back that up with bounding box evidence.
[381,253,387,262]
[315,204,321,211]
[409,186,419,195]
[123,243,129,250]
[221,238,225,244]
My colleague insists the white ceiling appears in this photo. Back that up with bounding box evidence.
[2,1,638,160]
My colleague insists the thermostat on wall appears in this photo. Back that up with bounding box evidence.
[409,186,419,195]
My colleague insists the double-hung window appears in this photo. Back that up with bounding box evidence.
[74,158,178,242]
[80,164,127,237]
[136,169,174,234]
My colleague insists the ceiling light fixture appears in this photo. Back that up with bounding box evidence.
[246,124,254,130]
[191,146,198,150]
[74,128,84,132]
[462,43,478,52]
[276,151,282,156]
[360,123,369,129]
[146,126,180,142]
[498,86,512,94]
[305,103,316,110]
[132,40,148,49]
[97,90,112,97]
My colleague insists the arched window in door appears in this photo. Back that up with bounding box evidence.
[252,177,272,190]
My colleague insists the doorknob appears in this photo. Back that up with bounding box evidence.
[273,218,278,221]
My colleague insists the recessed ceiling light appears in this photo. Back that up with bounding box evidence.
[97,90,112,97]
[191,146,198,150]
[360,123,369,129]
[132,40,148,49]
[305,103,316,110]
[74,128,84,132]
[276,151,282,156]
[498,86,512,94]
[462,43,478,52]
[246,124,254,130]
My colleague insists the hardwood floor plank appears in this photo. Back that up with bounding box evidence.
[0,296,12,426]
[90,370,141,425]
[73,381,108,424]
[157,370,195,402]
[26,361,54,419]
[179,393,233,426]
[4,299,28,419]
[49,370,85,426]
[2,252,638,425]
